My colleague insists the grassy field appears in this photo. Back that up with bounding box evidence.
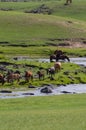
[0,0,86,45]
[0,0,85,58]
[0,1,86,130]
[0,46,86,58]
[0,94,86,130]
[0,0,86,87]
[0,11,85,44]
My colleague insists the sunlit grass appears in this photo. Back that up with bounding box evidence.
[0,94,86,130]
[0,0,86,44]
[0,46,86,57]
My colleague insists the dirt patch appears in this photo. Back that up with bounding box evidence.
[61,41,86,48]
[48,38,86,48]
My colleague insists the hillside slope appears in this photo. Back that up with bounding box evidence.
[0,0,86,46]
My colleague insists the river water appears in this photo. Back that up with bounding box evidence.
[0,84,86,99]
[0,57,86,99]
[40,57,86,66]
[16,56,86,66]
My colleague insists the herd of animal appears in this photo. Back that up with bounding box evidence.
[0,50,69,85]
[0,62,61,85]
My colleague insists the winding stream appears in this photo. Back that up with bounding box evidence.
[0,57,86,99]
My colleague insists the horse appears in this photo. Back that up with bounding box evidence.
[37,70,45,80]
[56,54,70,62]
[46,67,55,80]
[54,62,61,72]
[50,54,70,62]
[6,73,21,83]
[47,67,55,76]
[0,73,5,85]
[24,71,33,82]
[50,50,64,62]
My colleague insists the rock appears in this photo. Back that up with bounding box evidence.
[28,85,36,88]
[40,86,53,93]
[61,91,76,94]
[0,90,12,93]
[61,91,72,94]
[22,93,34,95]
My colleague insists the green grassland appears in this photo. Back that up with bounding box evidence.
[0,46,86,58]
[0,0,86,57]
[0,94,86,130]
[0,0,86,47]
[0,11,85,45]
[0,0,86,87]
[0,1,86,130]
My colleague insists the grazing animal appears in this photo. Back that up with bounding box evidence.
[56,54,70,62]
[24,71,33,82]
[7,73,21,83]
[0,73,5,85]
[37,70,45,80]
[54,62,61,72]
[50,54,70,62]
[46,67,55,79]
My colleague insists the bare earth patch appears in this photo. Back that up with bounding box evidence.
[64,41,86,48]
[57,38,86,48]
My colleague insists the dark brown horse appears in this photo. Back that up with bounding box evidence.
[56,54,70,62]
[50,54,70,62]
[37,70,45,80]
[24,71,33,82]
